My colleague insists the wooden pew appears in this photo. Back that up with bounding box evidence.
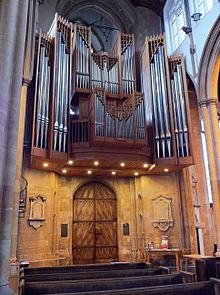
[23,267,169,283]
[42,279,220,295]
[23,273,194,295]
[23,262,150,276]
[196,257,220,281]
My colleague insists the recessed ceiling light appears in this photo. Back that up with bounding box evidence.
[43,163,48,167]
[164,168,169,172]
[94,161,99,166]
[62,169,67,173]
[120,162,125,167]
[149,164,156,171]
[68,160,73,165]
[88,170,92,174]
[134,172,139,176]
[112,171,116,175]
[144,163,149,168]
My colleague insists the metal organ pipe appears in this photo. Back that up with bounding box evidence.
[122,42,134,95]
[95,93,105,137]
[153,52,166,157]
[36,45,51,149]
[158,45,171,156]
[76,31,89,89]
[170,63,189,157]
[53,32,61,150]
[53,31,69,152]
[63,50,69,152]
[150,63,160,158]
[177,64,189,156]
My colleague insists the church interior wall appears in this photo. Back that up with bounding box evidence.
[18,167,184,266]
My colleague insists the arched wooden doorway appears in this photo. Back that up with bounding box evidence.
[73,181,118,264]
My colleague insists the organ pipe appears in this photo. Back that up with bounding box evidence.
[93,90,145,142]
[169,58,190,157]
[34,33,52,150]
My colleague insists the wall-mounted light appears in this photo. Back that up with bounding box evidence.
[181,26,192,35]
[191,12,202,22]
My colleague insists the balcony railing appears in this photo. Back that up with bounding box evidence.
[70,120,89,145]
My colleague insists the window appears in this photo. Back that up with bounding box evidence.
[201,120,213,203]
[194,0,214,17]
[168,1,186,49]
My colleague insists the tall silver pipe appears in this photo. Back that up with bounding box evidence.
[40,54,48,148]
[158,46,171,156]
[171,79,180,157]
[36,46,45,147]
[174,71,184,156]
[177,64,189,156]
[154,53,166,157]
[58,42,65,151]
[54,32,62,150]
[150,62,160,157]
[44,63,50,149]
[63,52,69,152]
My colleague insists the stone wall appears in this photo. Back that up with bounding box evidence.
[18,167,184,265]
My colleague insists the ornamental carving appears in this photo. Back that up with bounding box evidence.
[28,195,46,229]
[152,195,174,232]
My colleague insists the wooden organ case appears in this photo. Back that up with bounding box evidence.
[141,34,193,170]
[30,15,193,176]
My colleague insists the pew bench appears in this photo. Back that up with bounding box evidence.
[23,262,150,276]
[23,266,169,283]
[23,272,194,295]
[41,279,220,295]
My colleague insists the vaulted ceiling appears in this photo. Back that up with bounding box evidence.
[129,0,166,16]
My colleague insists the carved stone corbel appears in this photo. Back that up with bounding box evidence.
[28,195,46,229]
[152,195,174,232]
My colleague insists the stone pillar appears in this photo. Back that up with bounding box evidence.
[0,1,29,294]
[207,98,220,188]
[10,0,38,263]
[200,100,220,255]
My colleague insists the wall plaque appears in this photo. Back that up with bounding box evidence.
[61,224,68,237]
[152,195,174,232]
[28,195,46,229]
[123,223,129,236]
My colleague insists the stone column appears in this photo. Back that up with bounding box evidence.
[10,0,38,263]
[207,98,220,188]
[200,100,220,255]
[0,1,29,294]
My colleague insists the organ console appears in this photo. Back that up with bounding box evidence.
[30,14,193,176]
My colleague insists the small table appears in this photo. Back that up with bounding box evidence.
[183,254,214,271]
[145,248,182,271]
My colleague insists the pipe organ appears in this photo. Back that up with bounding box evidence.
[141,34,192,165]
[31,14,193,175]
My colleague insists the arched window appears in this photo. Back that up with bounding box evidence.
[201,119,213,203]
[194,0,214,18]
[164,0,186,51]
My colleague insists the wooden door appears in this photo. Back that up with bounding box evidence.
[73,181,118,264]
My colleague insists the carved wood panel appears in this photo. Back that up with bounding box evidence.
[73,182,117,264]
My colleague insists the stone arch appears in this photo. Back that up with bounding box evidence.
[198,15,220,101]
[56,0,138,33]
